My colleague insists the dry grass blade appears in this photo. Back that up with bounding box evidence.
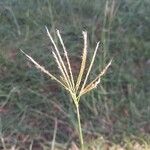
[80,59,112,96]
[51,118,58,150]
[20,49,69,91]
[56,30,75,91]
[76,31,87,91]
[45,26,73,91]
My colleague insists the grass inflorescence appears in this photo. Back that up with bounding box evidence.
[21,27,112,149]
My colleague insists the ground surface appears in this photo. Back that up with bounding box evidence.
[0,0,150,149]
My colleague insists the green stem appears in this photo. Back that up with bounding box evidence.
[76,104,84,150]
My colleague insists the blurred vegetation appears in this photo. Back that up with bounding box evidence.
[0,0,150,149]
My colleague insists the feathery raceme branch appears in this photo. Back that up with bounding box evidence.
[20,49,69,91]
[45,27,74,92]
[56,30,75,92]
[79,59,112,96]
[79,41,100,97]
[76,31,87,92]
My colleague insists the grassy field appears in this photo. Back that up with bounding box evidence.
[0,0,150,149]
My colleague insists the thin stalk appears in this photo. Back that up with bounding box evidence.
[76,103,84,150]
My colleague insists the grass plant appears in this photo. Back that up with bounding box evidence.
[21,27,112,149]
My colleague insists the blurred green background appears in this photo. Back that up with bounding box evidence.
[0,0,150,149]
